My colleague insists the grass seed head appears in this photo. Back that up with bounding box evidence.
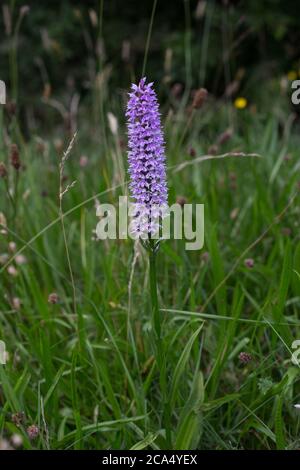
[10,144,21,170]
[11,411,26,427]
[192,88,208,109]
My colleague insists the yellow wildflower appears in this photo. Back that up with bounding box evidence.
[234,97,248,109]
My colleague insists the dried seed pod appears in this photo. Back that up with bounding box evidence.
[192,88,208,109]
[10,144,21,170]
[176,196,187,207]
[11,411,26,427]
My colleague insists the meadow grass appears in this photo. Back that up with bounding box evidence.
[1,92,300,450]
[1,0,300,450]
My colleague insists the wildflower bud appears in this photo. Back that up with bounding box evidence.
[192,88,208,109]
[0,162,7,178]
[244,258,254,268]
[26,424,39,440]
[10,144,21,170]
[48,292,59,304]
[239,352,252,364]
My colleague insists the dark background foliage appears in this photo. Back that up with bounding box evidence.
[0,0,299,127]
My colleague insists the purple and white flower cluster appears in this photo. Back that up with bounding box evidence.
[126,78,168,237]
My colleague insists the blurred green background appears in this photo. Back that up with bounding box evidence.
[1,0,300,133]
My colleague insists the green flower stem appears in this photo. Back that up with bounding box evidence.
[149,247,161,341]
[148,241,171,448]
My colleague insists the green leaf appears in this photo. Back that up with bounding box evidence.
[175,372,204,450]
[130,432,158,450]
[170,325,203,408]
[275,395,286,450]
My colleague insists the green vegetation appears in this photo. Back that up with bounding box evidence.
[0,0,300,451]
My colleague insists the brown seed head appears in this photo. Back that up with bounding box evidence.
[12,411,26,427]
[176,196,187,207]
[192,88,208,109]
[188,147,196,157]
[217,128,233,145]
[10,144,21,170]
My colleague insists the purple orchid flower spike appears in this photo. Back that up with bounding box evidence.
[126,77,168,240]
